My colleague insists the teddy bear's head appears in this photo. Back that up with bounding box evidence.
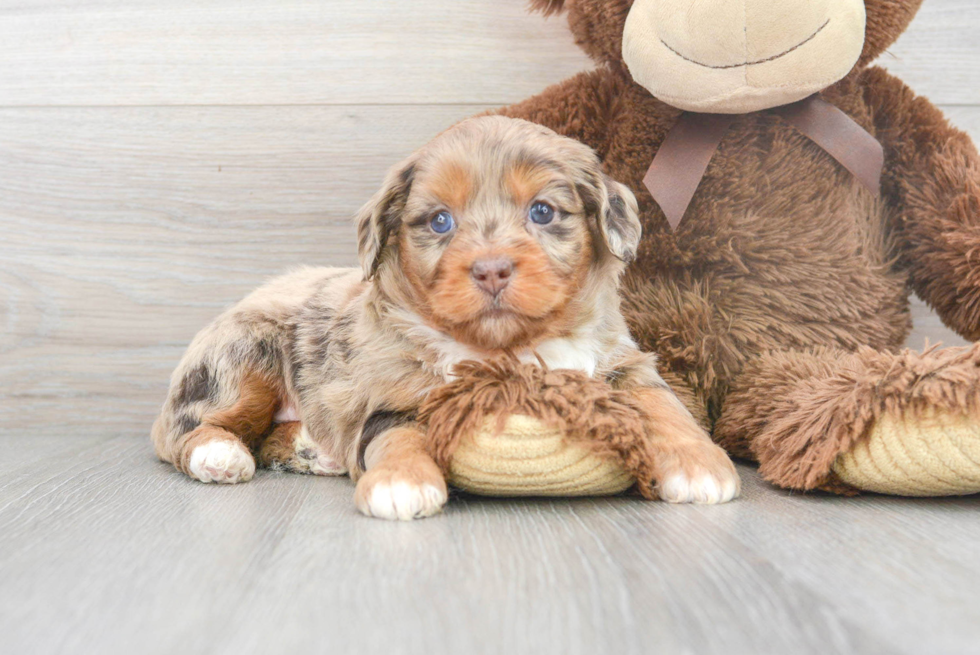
[530,0,923,113]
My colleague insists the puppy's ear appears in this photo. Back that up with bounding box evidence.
[527,0,565,15]
[580,173,641,264]
[355,157,416,280]
[598,177,641,264]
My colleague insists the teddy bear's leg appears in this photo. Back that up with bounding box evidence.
[354,426,449,521]
[714,344,980,495]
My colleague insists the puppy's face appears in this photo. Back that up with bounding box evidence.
[357,116,640,350]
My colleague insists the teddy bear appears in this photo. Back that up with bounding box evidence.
[444,0,980,497]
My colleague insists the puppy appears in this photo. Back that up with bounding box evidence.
[152,116,739,519]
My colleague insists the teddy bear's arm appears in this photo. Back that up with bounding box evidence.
[493,69,621,158]
[863,66,980,340]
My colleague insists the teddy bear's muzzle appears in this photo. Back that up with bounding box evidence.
[622,0,867,114]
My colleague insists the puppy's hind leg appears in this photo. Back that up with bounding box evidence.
[178,425,256,484]
[259,421,347,476]
[154,368,281,484]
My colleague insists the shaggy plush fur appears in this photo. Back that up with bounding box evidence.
[419,356,659,498]
[715,343,980,492]
[493,0,980,492]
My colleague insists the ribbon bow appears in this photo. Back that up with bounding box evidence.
[643,95,885,230]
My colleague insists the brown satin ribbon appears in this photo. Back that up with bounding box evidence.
[643,95,884,230]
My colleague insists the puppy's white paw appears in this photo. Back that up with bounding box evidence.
[355,468,448,521]
[189,440,255,484]
[659,469,740,504]
[359,481,447,521]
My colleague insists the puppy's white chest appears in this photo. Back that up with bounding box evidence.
[521,336,599,377]
[429,334,599,380]
[401,310,609,380]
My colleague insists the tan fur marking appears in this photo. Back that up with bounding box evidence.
[205,369,282,451]
[258,421,302,468]
[428,160,474,211]
[506,163,554,208]
[426,237,576,350]
[362,426,431,472]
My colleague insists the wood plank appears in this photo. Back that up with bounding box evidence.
[716,469,980,655]
[877,0,980,105]
[907,294,969,350]
[1,105,977,438]
[223,473,892,655]
[0,435,112,476]
[2,445,945,655]
[939,105,980,134]
[0,0,592,107]
[0,0,976,107]
[0,104,488,438]
[0,435,317,654]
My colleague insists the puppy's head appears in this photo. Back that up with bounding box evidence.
[356,116,640,350]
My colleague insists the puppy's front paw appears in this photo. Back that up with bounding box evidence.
[656,442,740,504]
[660,470,740,504]
[188,440,256,484]
[355,463,448,521]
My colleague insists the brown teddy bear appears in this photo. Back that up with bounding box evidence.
[463,0,980,496]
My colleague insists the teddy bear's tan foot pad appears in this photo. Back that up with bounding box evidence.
[447,415,635,497]
[832,409,980,496]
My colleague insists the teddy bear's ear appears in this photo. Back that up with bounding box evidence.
[860,0,924,67]
[527,0,566,15]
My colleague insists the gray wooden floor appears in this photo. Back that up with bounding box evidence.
[1,435,978,655]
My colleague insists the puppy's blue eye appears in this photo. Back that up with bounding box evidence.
[529,201,554,225]
[430,211,454,234]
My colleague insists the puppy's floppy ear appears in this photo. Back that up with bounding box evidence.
[355,157,416,280]
[579,172,641,264]
[527,0,565,15]
[599,177,641,263]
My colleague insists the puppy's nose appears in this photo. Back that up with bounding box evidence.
[470,257,514,297]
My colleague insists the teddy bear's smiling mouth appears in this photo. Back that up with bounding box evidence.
[660,18,831,70]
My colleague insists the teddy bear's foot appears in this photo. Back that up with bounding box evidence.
[715,343,980,496]
[448,415,636,497]
[833,408,980,496]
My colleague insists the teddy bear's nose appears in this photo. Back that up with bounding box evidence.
[470,257,514,297]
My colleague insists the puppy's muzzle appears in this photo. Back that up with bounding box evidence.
[470,256,514,297]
